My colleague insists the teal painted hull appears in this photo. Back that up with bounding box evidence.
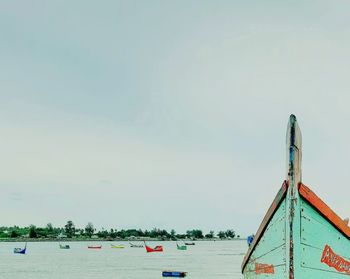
[177,244,187,250]
[299,197,350,278]
[242,115,350,278]
[242,186,350,278]
[243,196,287,278]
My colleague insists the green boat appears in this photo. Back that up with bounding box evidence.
[176,243,187,250]
[242,115,350,278]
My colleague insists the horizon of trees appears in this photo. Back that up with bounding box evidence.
[0,221,241,240]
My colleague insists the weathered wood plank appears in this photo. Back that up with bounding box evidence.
[243,198,287,278]
[241,181,288,272]
[299,197,350,277]
[301,199,350,255]
[299,184,350,239]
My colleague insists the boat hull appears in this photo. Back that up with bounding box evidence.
[13,248,26,254]
[162,271,187,277]
[298,187,350,277]
[242,191,287,278]
[177,245,187,250]
[242,115,350,278]
[129,242,143,248]
[242,183,350,278]
[145,245,163,252]
[111,245,124,249]
[14,243,27,254]
[88,246,102,249]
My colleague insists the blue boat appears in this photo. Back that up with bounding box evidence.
[14,242,27,254]
[162,271,187,277]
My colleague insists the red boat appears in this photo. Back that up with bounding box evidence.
[144,242,163,252]
[88,245,102,249]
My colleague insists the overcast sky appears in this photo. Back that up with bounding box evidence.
[1,0,350,236]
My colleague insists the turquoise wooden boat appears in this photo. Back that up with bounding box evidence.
[176,243,187,250]
[242,115,350,278]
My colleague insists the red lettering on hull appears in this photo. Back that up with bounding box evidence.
[321,245,350,274]
[255,263,275,274]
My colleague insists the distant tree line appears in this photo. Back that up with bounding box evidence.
[0,221,240,240]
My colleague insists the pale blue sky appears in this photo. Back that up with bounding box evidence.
[1,0,350,235]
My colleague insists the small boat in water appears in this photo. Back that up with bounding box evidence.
[162,271,187,277]
[14,243,27,254]
[144,241,163,253]
[111,244,124,249]
[88,245,102,249]
[129,242,143,248]
[59,243,70,249]
[184,242,195,246]
[176,243,187,250]
[242,115,350,278]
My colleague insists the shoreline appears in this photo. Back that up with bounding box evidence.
[0,238,246,243]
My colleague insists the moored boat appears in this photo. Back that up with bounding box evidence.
[59,243,70,249]
[14,242,27,254]
[88,245,102,249]
[111,244,124,249]
[144,241,163,253]
[242,115,350,278]
[176,243,187,250]
[129,242,143,248]
[162,271,187,277]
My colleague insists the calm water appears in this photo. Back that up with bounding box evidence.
[0,241,246,279]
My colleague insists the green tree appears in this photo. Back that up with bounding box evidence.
[65,221,75,238]
[205,230,215,238]
[187,229,203,239]
[109,228,117,238]
[175,233,186,239]
[46,223,54,233]
[225,229,235,238]
[85,222,95,238]
[10,230,19,238]
[150,228,159,238]
[217,231,226,239]
[29,225,37,238]
[97,228,108,238]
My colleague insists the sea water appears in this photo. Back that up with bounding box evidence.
[0,240,246,278]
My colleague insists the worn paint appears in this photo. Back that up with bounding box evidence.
[255,263,275,274]
[242,115,350,278]
[299,197,350,278]
[299,183,350,238]
[241,181,288,273]
[321,245,350,274]
[242,195,287,278]
[285,115,302,279]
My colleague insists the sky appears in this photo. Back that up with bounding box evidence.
[1,0,350,236]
